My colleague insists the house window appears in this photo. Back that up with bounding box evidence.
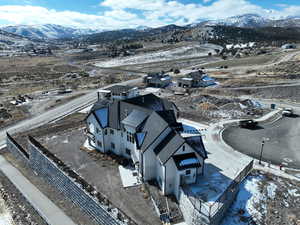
[111,142,115,149]
[186,170,191,175]
[110,129,114,135]
[182,145,185,151]
[126,131,135,143]
[96,128,99,134]
[97,141,102,148]
[104,129,107,135]
[126,148,131,155]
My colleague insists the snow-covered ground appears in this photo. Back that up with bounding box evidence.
[0,195,14,225]
[221,172,300,225]
[95,44,222,68]
[83,139,95,151]
[221,175,267,225]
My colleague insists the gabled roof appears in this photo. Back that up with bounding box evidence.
[140,111,169,152]
[154,131,186,164]
[185,136,208,159]
[123,93,171,111]
[122,110,148,128]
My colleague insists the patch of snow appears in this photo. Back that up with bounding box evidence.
[221,175,266,225]
[0,213,14,225]
[95,44,220,68]
[63,138,69,144]
[83,139,95,151]
[79,105,93,114]
[0,197,14,225]
[288,189,300,197]
[118,166,141,188]
[266,182,277,199]
[179,158,199,167]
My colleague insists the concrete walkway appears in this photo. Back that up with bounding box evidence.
[253,160,300,182]
[0,154,77,225]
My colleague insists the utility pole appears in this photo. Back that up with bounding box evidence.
[259,140,265,165]
[259,137,269,165]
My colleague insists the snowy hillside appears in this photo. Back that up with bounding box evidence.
[2,24,101,40]
[205,14,271,28]
[0,29,32,48]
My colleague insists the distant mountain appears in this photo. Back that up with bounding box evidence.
[85,24,187,44]
[0,29,33,48]
[2,24,102,40]
[269,17,300,28]
[203,14,271,28]
[198,14,300,28]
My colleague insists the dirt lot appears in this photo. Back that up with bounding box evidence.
[167,91,267,124]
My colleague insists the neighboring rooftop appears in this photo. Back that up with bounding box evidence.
[105,85,136,94]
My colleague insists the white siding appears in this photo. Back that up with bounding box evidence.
[165,159,178,195]
[86,114,105,152]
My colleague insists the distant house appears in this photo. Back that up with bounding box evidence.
[86,86,207,199]
[178,70,216,88]
[99,85,139,101]
[281,43,297,49]
[143,72,172,88]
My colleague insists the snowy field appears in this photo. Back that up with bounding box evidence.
[0,195,14,225]
[95,44,222,68]
[221,171,300,225]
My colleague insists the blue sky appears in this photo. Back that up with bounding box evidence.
[0,0,299,29]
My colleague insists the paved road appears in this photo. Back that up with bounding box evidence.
[0,77,142,146]
[0,155,77,225]
[223,115,300,169]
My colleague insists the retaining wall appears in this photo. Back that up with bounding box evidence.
[6,134,137,225]
[6,133,29,163]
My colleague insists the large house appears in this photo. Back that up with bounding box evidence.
[178,70,216,88]
[143,71,172,88]
[86,86,207,199]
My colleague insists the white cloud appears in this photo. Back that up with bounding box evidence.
[0,1,300,29]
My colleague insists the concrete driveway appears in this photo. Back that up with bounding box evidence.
[222,116,300,169]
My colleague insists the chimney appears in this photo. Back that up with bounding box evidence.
[97,92,100,101]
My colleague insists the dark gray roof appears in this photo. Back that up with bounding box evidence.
[140,112,169,151]
[105,85,134,95]
[185,136,207,159]
[90,99,110,113]
[154,131,185,164]
[89,94,176,131]
[157,110,182,130]
[124,93,171,111]
[122,110,148,128]
[108,101,120,129]
[153,130,177,155]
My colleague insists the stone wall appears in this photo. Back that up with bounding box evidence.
[6,134,137,225]
[6,133,29,163]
